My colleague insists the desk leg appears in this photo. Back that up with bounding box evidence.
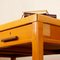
[32,22,43,60]
[11,57,16,60]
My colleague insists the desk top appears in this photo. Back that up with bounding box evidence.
[0,14,60,31]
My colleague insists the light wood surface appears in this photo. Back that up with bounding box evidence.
[0,14,36,31]
[0,14,60,60]
[32,22,43,60]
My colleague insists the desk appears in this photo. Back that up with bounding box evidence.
[0,14,60,60]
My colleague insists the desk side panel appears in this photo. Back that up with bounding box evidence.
[0,24,33,48]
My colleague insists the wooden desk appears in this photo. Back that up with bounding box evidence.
[0,14,60,60]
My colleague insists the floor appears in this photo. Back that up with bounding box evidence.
[0,55,60,60]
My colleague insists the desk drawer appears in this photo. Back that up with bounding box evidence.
[0,24,33,47]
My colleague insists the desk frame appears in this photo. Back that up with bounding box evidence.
[0,14,60,60]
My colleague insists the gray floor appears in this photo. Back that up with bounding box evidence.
[0,55,60,60]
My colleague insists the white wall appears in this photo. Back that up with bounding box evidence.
[0,0,60,60]
[0,0,60,24]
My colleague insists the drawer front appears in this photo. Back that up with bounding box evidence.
[51,25,60,40]
[43,23,60,40]
[0,24,33,47]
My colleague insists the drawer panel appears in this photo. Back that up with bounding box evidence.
[51,25,60,40]
[0,24,33,47]
[43,23,60,40]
